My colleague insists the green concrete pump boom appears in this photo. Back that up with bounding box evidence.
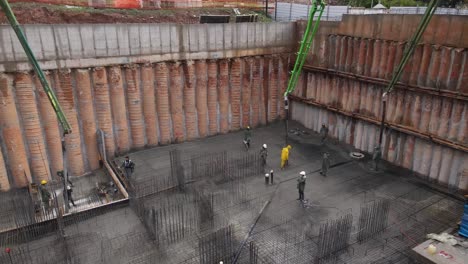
[284,0,325,97]
[283,0,325,144]
[1,0,72,212]
[0,0,71,135]
[378,0,440,146]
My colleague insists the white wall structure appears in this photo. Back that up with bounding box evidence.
[0,22,295,72]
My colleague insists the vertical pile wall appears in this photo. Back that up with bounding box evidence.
[0,56,289,189]
[75,69,100,171]
[291,16,467,191]
[0,74,32,188]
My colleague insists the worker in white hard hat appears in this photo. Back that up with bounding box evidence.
[66,185,76,207]
[297,171,306,201]
[265,173,270,184]
[243,126,252,150]
[260,144,268,172]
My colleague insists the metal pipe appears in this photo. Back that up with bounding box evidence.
[378,0,440,151]
[97,129,129,198]
[378,93,387,145]
[289,95,468,153]
[0,0,71,134]
[274,0,277,20]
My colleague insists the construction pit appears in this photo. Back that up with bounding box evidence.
[0,121,464,263]
[0,4,467,264]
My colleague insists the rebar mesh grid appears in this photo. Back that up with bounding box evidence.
[357,199,390,243]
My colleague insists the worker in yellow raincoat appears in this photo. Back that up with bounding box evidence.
[281,145,292,169]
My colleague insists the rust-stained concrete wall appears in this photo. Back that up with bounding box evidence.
[292,15,468,191]
[0,56,289,189]
[0,23,295,188]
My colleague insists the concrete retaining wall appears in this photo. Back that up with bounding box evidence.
[291,101,467,191]
[0,23,295,72]
[291,15,468,191]
[0,56,290,190]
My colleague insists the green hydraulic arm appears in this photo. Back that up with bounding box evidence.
[0,0,71,135]
[1,0,72,212]
[283,0,326,143]
[284,0,325,97]
[377,0,440,147]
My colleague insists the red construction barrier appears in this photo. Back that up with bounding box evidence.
[114,0,140,8]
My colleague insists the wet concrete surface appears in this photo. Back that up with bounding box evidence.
[2,121,464,264]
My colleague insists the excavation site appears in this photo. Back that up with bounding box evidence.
[0,0,467,263]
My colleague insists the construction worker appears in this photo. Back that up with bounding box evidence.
[39,180,51,210]
[297,171,306,201]
[281,145,292,169]
[270,170,274,184]
[66,185,76,207]
[57,170,73,186]
[320,152,330,177]
[372,146,382,171]
[120,156,135,179]
[265,173,270,184]
[243,126,252,150]
[260,144,268,171]
[320,123,329,145]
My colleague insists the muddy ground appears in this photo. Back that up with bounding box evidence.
[0,2,269,24]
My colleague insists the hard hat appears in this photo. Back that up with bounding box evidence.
[219,262,224,264]
[265,173,269,177]
[300,171,306,176]
[40,180,47,185]
[263,144,267,148]
[287,145,292,149]
[66,185,71,190]
[247,126,250,129]
[270,170,274,173]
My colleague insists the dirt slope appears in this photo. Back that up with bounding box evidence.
[0,3,268,24]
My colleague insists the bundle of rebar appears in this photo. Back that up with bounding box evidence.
[316,214,353,263]
[198,225,235,264]
[357,199,390,243]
